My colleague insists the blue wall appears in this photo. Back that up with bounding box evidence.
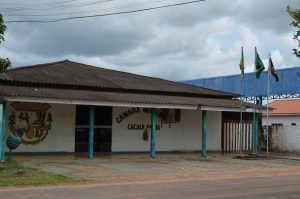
[184,67,300,97]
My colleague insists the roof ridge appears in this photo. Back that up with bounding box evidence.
[68,60,176,82]
[6,60,70,73]
[270,99,300,103]
[66,60,234,96]
[0,60,234,97]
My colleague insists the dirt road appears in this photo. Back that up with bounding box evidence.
[2,153,300,198]
[0,174,299,199]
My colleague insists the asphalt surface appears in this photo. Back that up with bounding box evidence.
[1,174,300,199]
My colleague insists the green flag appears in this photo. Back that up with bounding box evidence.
[255,48,265,79]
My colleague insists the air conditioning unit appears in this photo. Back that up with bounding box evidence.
[161,109,181,123]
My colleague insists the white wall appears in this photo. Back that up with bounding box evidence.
[112,107,222,152]
[4,103,222,153]
[262,115,300,152]
[5,103,76,152]
[207,111,222,151]
[263,115,300,126]
[271,125,300,152]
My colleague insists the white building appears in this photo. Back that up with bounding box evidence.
[263,99,300,152]
[0,60,263,160]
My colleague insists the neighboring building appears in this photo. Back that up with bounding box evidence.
[263,99,300,126]
[263,99,300,152]
[0,60,263,160]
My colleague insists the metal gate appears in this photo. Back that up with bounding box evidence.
[221,120,253,152]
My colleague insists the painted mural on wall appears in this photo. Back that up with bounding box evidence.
[8,102,53,145]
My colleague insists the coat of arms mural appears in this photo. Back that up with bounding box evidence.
[8,102,53,145]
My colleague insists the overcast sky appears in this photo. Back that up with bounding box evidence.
[0,0,299,81]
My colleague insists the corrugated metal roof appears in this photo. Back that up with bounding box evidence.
[0,84,260,110]
[184,67,300,97]
[0,60,264,110]
[0,60,234,98]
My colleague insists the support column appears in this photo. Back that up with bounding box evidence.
[0,102,6,161]
[150,108,156,158]
[257,96,263,106]
[201,110,207,158]
[89,106,95,160]
[253,112,259,154]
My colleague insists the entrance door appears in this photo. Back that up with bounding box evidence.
[221,112,254,153]
[75,106,112,152]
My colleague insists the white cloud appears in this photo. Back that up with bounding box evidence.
[0,0,299,81]
[271,50,283,66]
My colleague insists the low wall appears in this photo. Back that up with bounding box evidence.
[271,125,300,152]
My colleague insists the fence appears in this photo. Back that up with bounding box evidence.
[221,120,253,152]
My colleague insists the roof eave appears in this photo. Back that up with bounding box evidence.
[2,96,198,110]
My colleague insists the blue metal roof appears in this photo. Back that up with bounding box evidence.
[183,67,300,97]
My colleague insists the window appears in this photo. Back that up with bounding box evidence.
[272,123,283,126]
[291,123,296,126]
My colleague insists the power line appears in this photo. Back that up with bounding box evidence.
[1,0,115,14]
[1,0,170,15]
[0,0,113,11]
[0,0,82,7]
[4,0,169,17]
[5,0,205,23]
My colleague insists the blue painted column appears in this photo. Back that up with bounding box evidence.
[0,102,6,161]
[201,110,207,158]
[150,108,156,158]
[89,106,95,160]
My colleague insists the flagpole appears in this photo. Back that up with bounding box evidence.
[240,70,245,153]
[239,71,243,153]
[253,47,257,155]
[239,47,244,153]
[266,53,270,158]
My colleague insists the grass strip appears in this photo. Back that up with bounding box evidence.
[0,160,84,186]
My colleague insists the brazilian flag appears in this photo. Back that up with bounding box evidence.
[255,49,265,79]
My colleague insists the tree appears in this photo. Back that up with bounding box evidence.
[0,14,6,42]
[0,13,11,72]
[287,5,300,58]
[0,58,11,72]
